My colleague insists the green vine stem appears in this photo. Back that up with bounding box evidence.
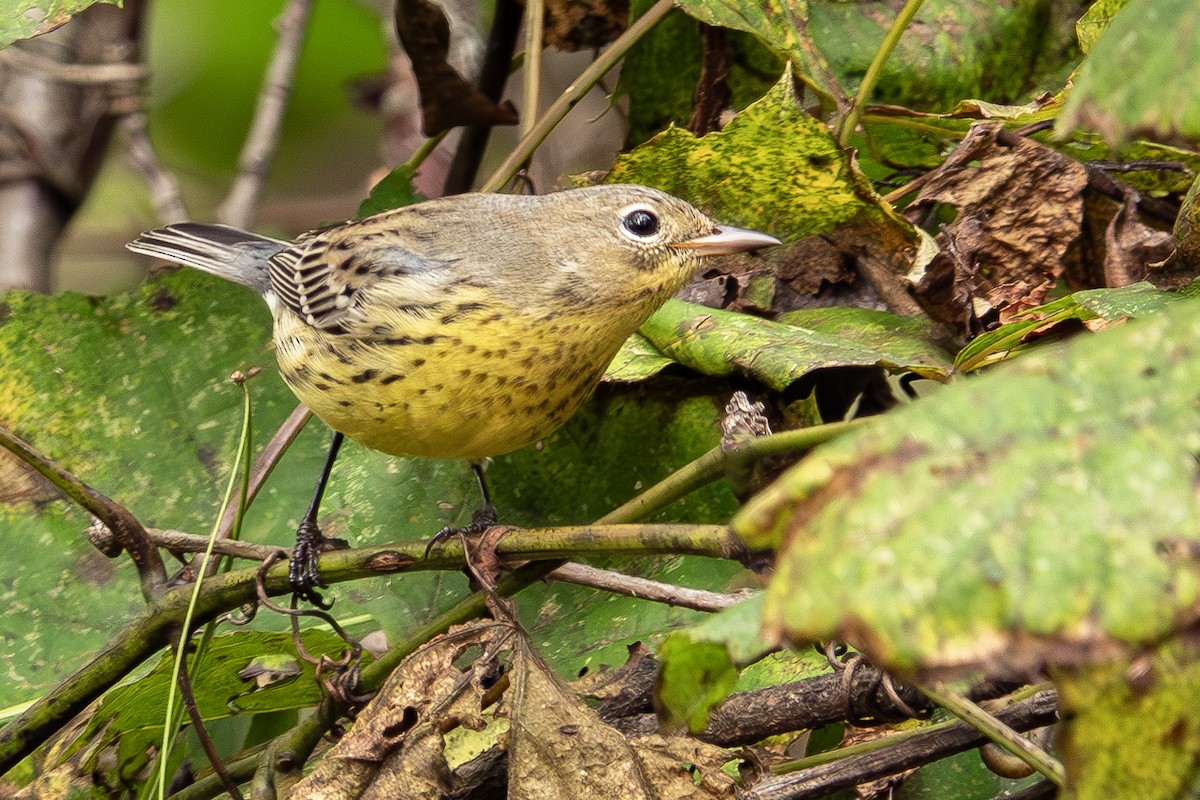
[920,684,1066,786]
[480,0,674,192]
[837,0,927,146]
[599,418,870,524]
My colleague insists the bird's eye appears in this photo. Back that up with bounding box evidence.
[621,207,660,239]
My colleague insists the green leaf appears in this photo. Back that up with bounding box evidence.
[656,636,739,733]
[617,0,782,146]
[76,630,354,776]
[608,299,952,388]
[0,0,119,48]
[356,163,422,218]
[955,281,1196,372]
[0,271,744,705]
[1056,0,1200,144]
[777,306,954,381]
[810,0,1080,111]
[607,70,915,250]
[654,595,833,732]
[735,297,1200,675]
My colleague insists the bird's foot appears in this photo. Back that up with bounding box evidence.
[290,517,349,609]
[424,503,498,560]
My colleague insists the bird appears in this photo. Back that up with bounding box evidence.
[127,184,780,603]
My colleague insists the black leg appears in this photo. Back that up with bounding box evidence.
[290,431,348,607]
[425,461,498,558]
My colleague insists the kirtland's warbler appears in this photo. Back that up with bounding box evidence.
[127,184,779,600]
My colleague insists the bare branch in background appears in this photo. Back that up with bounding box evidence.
[0,1,146,292]
[218,0,314,229]
[119,111,188,224]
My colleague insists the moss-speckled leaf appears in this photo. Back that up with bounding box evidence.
[734,297,1200,675]
[617,0,781,146]
[610,299,952,388]
[955,280,1197,372]
[1075,0,1133,53]
[1053,639,1200,800]
[607,70,915,252]
[1056,0,1200,144]
[0,0,119,48]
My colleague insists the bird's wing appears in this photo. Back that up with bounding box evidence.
[267,217,456,333]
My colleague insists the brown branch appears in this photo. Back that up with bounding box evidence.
[740,691,1059,800]
[119,111,187,224]
[216,404,312,539]
[0,1,146,292]
[548,562,751,611]
[0,424,166,599]
[175,641,246,800]
[442,0,523,195]
[218,0,314,228]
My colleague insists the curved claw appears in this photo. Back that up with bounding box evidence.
[290,518,348,608]
[424,503,498,559]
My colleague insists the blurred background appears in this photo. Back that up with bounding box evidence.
[53,0,627,294]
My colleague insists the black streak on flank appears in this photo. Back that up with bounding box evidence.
[440,302,488,324]
[381,373,406,385]
[352,369,380,383]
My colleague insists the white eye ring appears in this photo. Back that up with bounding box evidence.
[618,204,663,241]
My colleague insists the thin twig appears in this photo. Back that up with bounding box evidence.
[218,0,314,228]
[919,684,1066,786]
[742,691,1059,800]
[135,529,278,560]
[176,643,246,800]
[598,418,869,524]
[520,0,544,140]
[838,0,927,145]
[442,0,523,194]
[479,0,674,192]
[217,404,312,538]
[119,111,188,224]
[548,562,751,611]
[0,45,148,84]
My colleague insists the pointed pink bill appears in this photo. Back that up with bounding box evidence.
[675,225,781,256]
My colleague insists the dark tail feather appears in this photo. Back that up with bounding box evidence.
[126,222,287,295]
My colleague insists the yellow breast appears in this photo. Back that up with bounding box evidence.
[271,297,627,461]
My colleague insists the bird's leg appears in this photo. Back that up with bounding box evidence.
[425,462,497,558]
[291,431,349,607]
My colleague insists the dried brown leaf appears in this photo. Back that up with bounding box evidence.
[544,0,629,50]
[1103,195,1176,287]
[905,123,1087,330]
[290,621,506,799]
[507,637,735,799]
[394,0,519,135]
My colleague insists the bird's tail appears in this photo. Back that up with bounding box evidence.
[126,222,288,296]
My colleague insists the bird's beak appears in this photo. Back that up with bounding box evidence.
[675,225,781,256]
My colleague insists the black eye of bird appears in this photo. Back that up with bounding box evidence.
[622,208,660,239]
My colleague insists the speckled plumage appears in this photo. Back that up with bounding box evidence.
[128,185,778,460]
